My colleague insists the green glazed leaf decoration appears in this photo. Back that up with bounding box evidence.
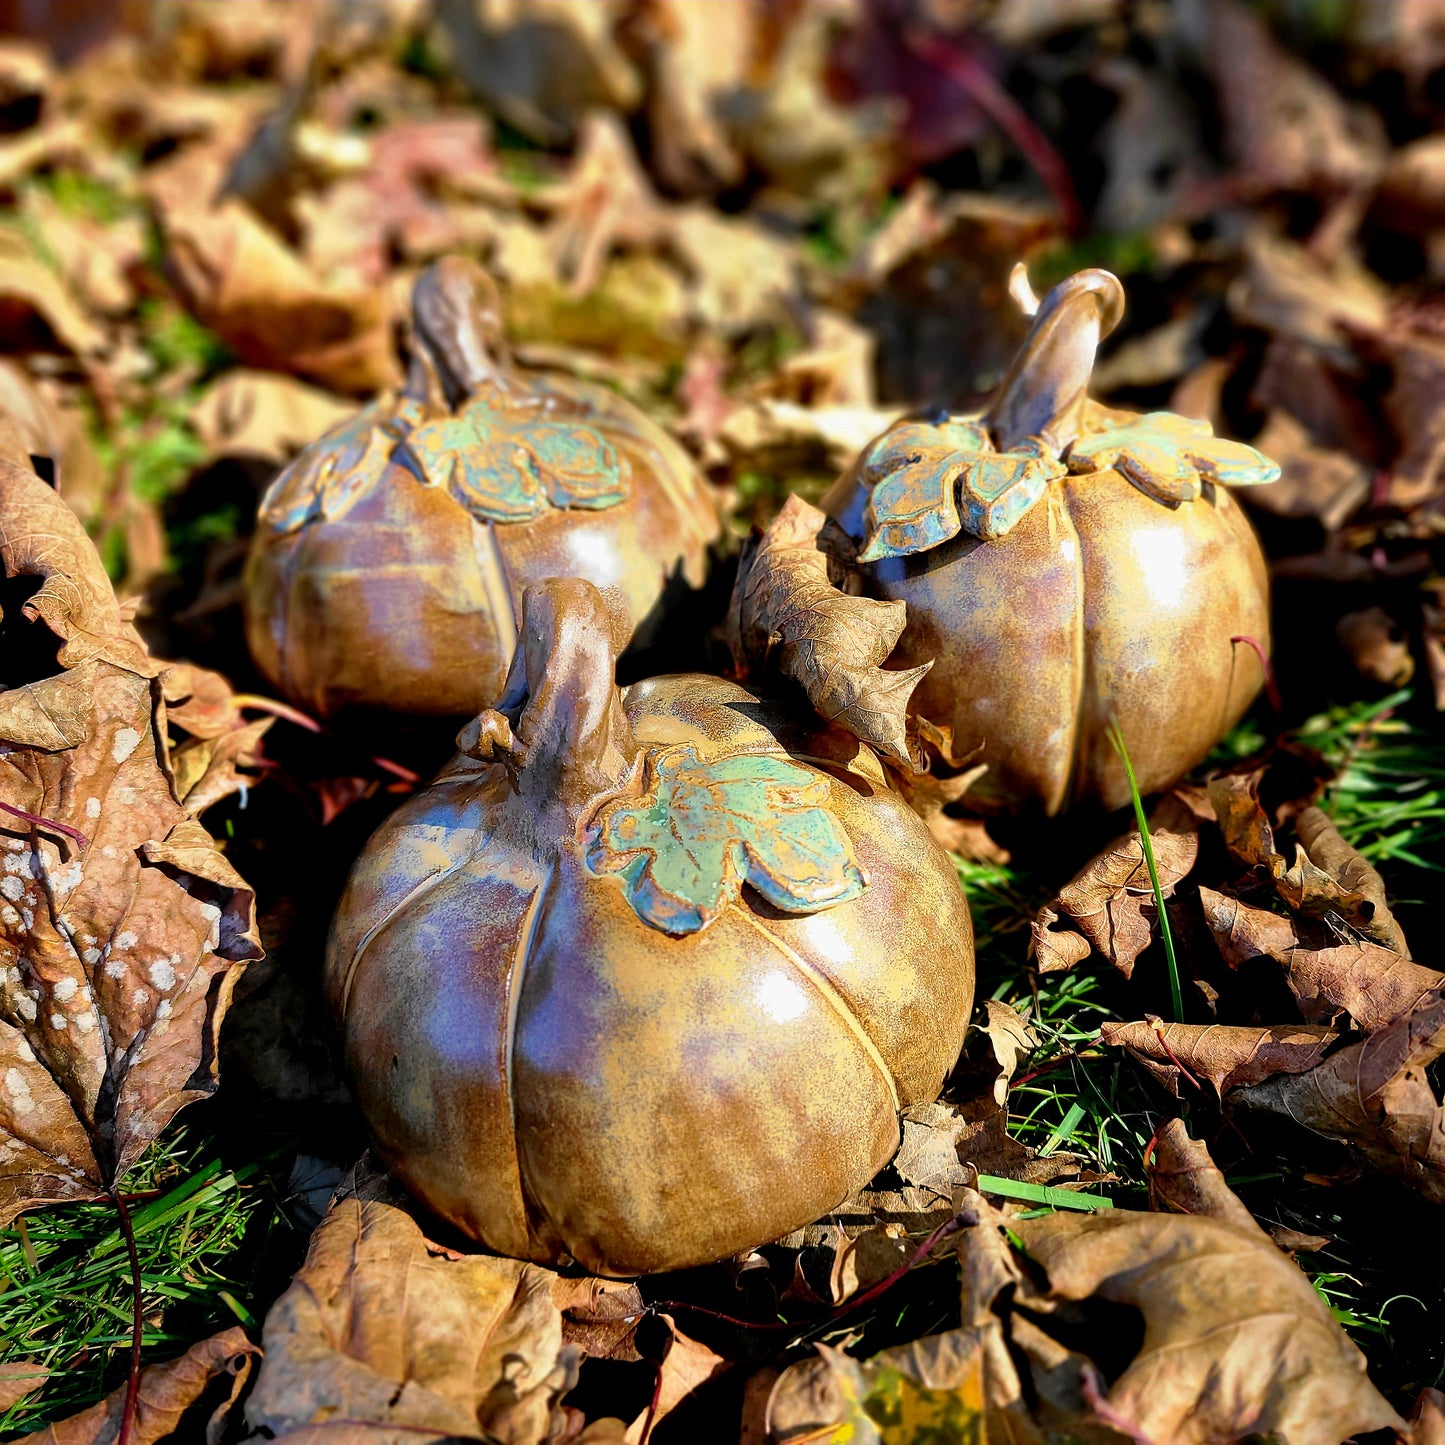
[261,396,425,534]
[586,744,868,935]
[856,406,1281,561]
[858,420,982,562]
[398,394,630,523]
[1068,410,1281,504]
[858,419,1067,561]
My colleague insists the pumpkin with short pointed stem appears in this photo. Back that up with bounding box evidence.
[244,257,720,722]
[820,267,1277,814]
[325,578,974,1276]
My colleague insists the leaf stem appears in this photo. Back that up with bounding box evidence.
[0,801,89,850]
[1106,719,1184,1021]
[112,1189,143,1445]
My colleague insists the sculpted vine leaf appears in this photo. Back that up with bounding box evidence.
[586,743,866,935]
[730,494,930,769]
[0,462,261,1220]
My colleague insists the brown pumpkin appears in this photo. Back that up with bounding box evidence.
[819,267,1276,814]
[243,257,720,722]
[325,578,975,1276]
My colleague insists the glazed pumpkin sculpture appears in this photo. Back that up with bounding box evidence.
[244,257,720,720]
[326,577,974,1276]
[817,267,1278,814]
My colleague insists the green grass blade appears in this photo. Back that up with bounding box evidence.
[1106,718,1183,1020]
[975,1175,1114,1211]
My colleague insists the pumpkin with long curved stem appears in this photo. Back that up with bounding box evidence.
[818,266,1277,814]
[326,577,974,1276]
[244,257,720,722]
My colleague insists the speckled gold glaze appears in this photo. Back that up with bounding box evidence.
[244,258,719,721]
[821,268,1272,814]
[326,578,975,1277]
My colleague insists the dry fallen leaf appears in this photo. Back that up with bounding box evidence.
[245,1158,578,1444]
[1247,408,1372,532]
[1012,1205,1404,1444]
[1146,1118,1262,1239]
[25,1326,256,1445]
[1199,888,1439,1030]
[730,494,930,769]
[1294,806,1410,955]
[1102,1018,1338,1098]
[1337,605,1415,688]
[1235,990,1445,1206]
[0,462,261,1221]
[189,369,355,465]
[1030,792,1200,976]
[977,998,1036,1107]
[158,195,399,395]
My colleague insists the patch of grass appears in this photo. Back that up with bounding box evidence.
[136,298,233,381]
[28,169,135,227]
[0,1126,285,1434]
[1302,689,1445,876]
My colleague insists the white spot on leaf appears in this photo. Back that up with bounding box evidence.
[111,727,141,764]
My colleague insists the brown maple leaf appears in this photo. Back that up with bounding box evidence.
[0,462,261,1220]
[1012,1205,1403,1443]
[1235,990,1445,1206]
[1102,1018,1338,1098]
[730,493,930,769]
[25,1328,256,1445]
[1030,791,1200,977]
[245,1158,583,1442]
[1200,888,1440,1031]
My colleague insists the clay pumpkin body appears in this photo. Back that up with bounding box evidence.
[327,579,974,1277]
[820,269,1276,813]
[244,259,719,721]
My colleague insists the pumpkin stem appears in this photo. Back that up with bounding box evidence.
[409,256,514,409]
[986,267,1126,456]
[471,579,637,814]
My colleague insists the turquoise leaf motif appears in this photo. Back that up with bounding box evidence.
[859,418,1065,558]
[1068,411,1281,504]
[586,745,868,936]
[397,394,629,524]
[261,397,420,534]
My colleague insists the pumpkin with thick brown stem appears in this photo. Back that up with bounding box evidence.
[325,577,974,1276]
[818,267,1277,815]
[243,256,720,722]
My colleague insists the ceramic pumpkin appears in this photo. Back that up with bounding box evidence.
[326,577,975,1276]
[819,267,1278,814]
[244,257,720,721]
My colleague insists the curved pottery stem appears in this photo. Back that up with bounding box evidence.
[462,578,637,818]
[986,268,1126,456]
[410,255,515,409]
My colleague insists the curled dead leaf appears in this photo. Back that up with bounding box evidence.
[0,465,261,1220]
[245,1159,579,1443]
[1200,888,1439,1031]
[1146,1118,1262,1238]
[1012,1206,1403,1444]
[730,494,930,769]
[25,1326,256,1445]
[1235,990,1445,1206]
[1029,792,1200,977]
[1102,1018,1338,1098]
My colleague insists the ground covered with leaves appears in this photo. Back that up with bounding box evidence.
[0,1,1443,1441]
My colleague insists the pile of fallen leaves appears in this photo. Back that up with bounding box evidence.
[0,0,1442,1441]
